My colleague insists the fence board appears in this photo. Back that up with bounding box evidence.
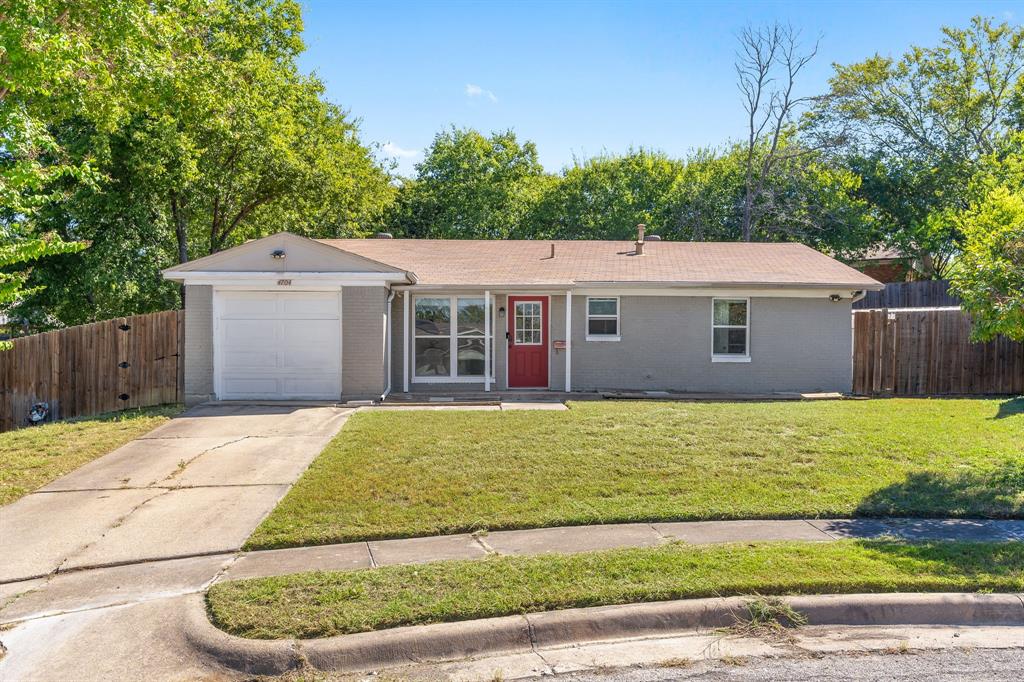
[0,310,183,432]
[853,308,1024,396]
[854,279,961,309]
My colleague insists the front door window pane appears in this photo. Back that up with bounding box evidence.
[515,302,542,344]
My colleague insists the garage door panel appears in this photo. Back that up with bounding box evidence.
[281,377,340,396]
[223,349,279,369]
[217,291,342,400]
[281,295,339,316]
[281,347,339,371]
[221,377,282,397]
[222,319,277,343]
[222,296,278,318]
[282,319,338,343]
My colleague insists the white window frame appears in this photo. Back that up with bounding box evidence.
[711,297,751,363]
[585,296,621,342]
[413,295,495,382]
[513,299,544,346]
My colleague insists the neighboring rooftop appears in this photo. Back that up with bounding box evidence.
[319,238,883,289]
[853,245,909,261]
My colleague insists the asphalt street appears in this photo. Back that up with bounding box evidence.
[543,647,1024,682]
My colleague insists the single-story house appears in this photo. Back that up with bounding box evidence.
[162,230,883,405]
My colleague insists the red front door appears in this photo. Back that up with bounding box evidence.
[507,296,548,388]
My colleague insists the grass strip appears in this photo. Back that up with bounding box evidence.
[207,539,1024,639]
[246,399,1024,549]
[0,404,183,505]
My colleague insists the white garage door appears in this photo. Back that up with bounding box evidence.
[217,291,341,400]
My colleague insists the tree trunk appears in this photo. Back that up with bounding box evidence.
[919,249,936,279]
[741,188,754,242]
[170,194,189,307]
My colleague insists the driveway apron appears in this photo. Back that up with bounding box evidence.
[0,405,351,583]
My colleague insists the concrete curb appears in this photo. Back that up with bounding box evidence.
[184,592,1024,675]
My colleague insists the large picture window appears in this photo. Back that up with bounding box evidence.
[586,297,620,340]
[414,296,493,379]
[712,298,749,361]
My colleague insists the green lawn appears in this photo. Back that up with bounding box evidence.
[246,399,1024,549]
[208,539,1024,639]
[0,405,183,505]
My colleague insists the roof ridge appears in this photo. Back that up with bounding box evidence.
[318,238,815,246]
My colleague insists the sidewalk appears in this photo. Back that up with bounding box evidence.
[3,517,1022,625]
[1,517,1022,681]
[223,517,1024,580]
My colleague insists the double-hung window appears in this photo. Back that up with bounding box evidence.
[586,297,620,341]
[711,298,750,362]
[414,296,493,380]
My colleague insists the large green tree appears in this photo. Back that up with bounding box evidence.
[525,146,871,252]
[811,16,1024,277]
[949,135,1024,341]
[390,128,548,239]
[11,0,393,328]
[0,0,175,326]
[528,150,685,240]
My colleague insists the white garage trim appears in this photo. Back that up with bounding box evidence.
[176,272,403,287]
[213,288,343,400]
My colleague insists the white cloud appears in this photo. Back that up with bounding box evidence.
[465,83,498,103]
[382,142,420,159]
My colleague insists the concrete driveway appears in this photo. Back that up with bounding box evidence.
[0,404,351,584]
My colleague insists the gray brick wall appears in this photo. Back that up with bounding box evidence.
[342,286,387,399]
[183,284,214,406]
[387,292,852,395]
[567,295,853,393]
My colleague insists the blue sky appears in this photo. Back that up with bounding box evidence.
[298,0,1023,176]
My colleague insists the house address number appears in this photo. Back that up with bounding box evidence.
[277,279,292,286]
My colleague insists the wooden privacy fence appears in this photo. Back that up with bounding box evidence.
[853,279,960,309]
[0,310,183,432]
[853,308,1024,396]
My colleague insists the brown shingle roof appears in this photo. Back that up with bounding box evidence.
[318,238,883,289]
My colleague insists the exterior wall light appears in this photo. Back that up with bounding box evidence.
[271,249,286,259]
[498,306,505,318]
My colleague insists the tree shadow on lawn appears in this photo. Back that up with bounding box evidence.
[993,397,1024,420]
[854,462,1024,520]
[852,538,1024,580]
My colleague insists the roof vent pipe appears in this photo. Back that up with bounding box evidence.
[635,223,646,256]
[550,243,555,259]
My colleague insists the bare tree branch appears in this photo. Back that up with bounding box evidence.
[736,22,821,241]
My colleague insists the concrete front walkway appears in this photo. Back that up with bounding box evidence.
[0,404,352,584]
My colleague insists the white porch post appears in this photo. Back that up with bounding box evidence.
[484,290,491,392]
[565,289,572,393]
[402,291,410,393]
